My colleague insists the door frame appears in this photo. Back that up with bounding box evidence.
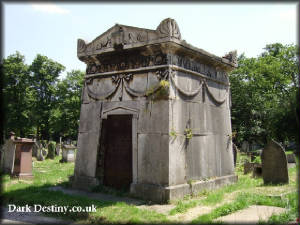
[101,106,138,184]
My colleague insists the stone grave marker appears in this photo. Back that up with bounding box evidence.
[1,132,16,174]
[61,144,76,163]
[286,154,296,163]
[261,140,289,184]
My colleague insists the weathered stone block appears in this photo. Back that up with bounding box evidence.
[261,140,289,184]
[137,133,169,185]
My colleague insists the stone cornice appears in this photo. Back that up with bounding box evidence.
[78,18,238,71]
[84,64,230,86]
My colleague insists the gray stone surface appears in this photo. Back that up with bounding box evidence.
[131,174,237,203]
[1,139,15,174]
[286,153,296,163]
[137,134,169,185]
[73,18,237,202]
[261,140,289,184]
[61,145,76,162]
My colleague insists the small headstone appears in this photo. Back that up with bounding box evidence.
[261,140,289,184]
[243,161,251,174]
[60,144,77,163]
[37,148,47,161]
[242,141,249,152]
[286,154,296,163]
[1,132,16,174]
[244,161,260,175]
[252,164,262,178]
[32,142,40,158]
[46,141,56,159]
[55,144,61,156]
[232,143,237,167]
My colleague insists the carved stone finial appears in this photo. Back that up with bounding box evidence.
[77,39,86,53]
[223,50,237,64]
[156,18,181,40]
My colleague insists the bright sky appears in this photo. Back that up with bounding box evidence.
[3,2,298,78]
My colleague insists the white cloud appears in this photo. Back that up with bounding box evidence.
[31,2,70,14]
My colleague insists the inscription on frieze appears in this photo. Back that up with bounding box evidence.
[86,53,168,75]
[86,53,228,83]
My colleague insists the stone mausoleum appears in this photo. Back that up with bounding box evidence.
[72,18,238,202]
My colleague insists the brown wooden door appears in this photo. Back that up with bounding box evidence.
[103,115,132,190]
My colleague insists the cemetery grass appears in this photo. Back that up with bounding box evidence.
[2,154,298,224]
[170,153,298,224]
[2,156,168,224]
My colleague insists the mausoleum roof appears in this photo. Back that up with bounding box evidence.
[77,18,237,71]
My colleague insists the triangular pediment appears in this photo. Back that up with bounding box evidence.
[77,18,182,56]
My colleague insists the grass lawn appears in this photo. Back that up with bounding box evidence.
[2,153,298,224]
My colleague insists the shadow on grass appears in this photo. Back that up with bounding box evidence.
[2,181,118,223]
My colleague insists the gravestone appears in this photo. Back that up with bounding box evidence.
[244,161,260,175]
[286,154,296,163]
[261,140,289,184]
[37,146,47,161]
[72,18,238,203]
[232,143,237,167]
[32,142,39,158]
[55,144,61,156]
[252,164,262,178]
[1,132,16,174]
[61,144,76,162]
[12,138,35,179]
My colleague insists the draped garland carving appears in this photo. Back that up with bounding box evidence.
[203,81,228,104]
[85,71,168,100]
[169,71,203,97]
[85,69,229,104]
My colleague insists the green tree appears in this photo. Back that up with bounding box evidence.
[230,43,299,147]
[49,70,84,140]
[2,52,35,137]
[29,54,65,140]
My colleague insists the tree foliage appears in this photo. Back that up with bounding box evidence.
[230,43,299,147]
[3,52,84,141]
[29,54,66,140]
[49,70,84,140]
[3,52,34,137]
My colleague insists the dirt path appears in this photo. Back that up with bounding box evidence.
[168,205,212,222]
[214,205,286,224]
[1,207,73,224]
[48,186,144,205]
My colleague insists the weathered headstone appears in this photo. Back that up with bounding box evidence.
[252,164,262,178]
[61,144,76,163]
[232,143,237,167]
[261,140,289,184]
[286,154,296,163]
[37,147,47,161]
[1,132,16,174]
[242,141,249,152]
[55,144,61,156]
[244,161,260,175]
[47,141,56,159]
[32,140,41,158]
